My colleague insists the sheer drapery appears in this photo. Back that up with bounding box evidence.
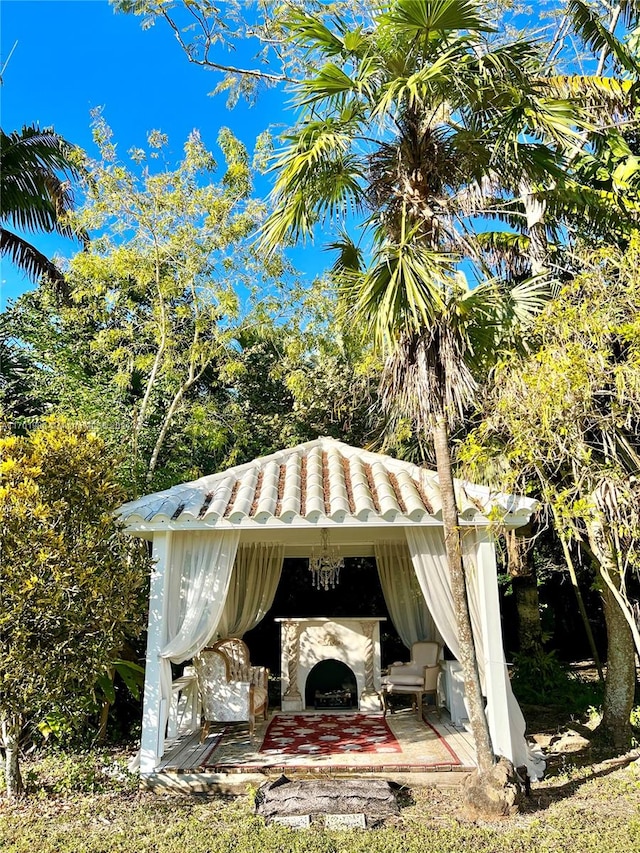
[374,540,440,648]
[158,530,240,739]
[217,542,284,638]
[405,526,545,779]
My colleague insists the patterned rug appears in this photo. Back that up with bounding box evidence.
[200,710,466,772]
[260,713,402,757]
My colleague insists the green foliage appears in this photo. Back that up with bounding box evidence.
[2,748,640,852]
[1,116,391,488]
[461,237,640,744]
[510,648,603,710]
[462,237,640,558]
[23,750,138,797]
[1,117,306,493]
[0,417,152,758]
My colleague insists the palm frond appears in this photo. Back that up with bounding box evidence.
[543,180,640,236]
[341,234,453,348]
[0,226,65,284]
[297,62,359,103]
[542,74,634,118]
[260,118,365,251]
[296,54,381,109]
[382,0,494,36]
[373,37,476,117]
[567,0,640,74]
[0,125,86,241]
[282,9,347,55]
[472,231,532,276]
[457,274,550,372]
[327,233,365,274]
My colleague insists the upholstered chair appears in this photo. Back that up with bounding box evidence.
[381,640,441,719]
[193,638,268,739]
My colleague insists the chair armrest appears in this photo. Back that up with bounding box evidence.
[250,665,269,689]
[422,664,440,690]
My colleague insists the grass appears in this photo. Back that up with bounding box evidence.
[1,748,639,853]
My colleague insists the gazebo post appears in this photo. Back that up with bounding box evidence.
[474,528,516,764]
[139,530,171,775]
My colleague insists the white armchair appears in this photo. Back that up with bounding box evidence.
[381,641,441,719]
[193,638,268,739]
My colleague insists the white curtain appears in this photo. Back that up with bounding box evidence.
[217,542,284,638]
[158,529,240,739]
[405,526,545,780]
[374,540,440,649]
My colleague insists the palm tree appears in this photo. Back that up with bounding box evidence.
[0,124,86,287]
[260,0,588,789]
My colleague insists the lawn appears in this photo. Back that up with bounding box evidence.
[1,745,639,853]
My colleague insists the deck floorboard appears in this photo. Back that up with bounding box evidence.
[154,708,476,782]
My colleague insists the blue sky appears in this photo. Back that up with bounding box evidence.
[0,0,314,308]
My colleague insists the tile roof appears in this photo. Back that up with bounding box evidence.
[118,437,536,530]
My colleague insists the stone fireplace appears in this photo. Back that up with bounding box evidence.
[275,617,385,712]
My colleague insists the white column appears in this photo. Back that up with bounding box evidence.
[359,619,383,711]
[474,528,516,763]
[281,620,303,712]
[139,531,171,775]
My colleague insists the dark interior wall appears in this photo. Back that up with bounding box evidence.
[243,557,407,675]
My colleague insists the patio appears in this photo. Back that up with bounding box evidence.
[146,707,476,792]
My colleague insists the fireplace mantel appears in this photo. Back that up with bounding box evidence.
[275,617,386,712]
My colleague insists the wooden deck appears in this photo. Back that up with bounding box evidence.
[143,709,477,793]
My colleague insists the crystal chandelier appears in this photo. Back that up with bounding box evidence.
[309,528,344,590]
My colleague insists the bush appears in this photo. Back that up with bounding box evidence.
[22,749,138,797]
[510,650,603,711]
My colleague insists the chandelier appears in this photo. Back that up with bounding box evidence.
[309,529,344,591]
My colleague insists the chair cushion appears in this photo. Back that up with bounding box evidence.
[384,683,423,694]
[383,674,424,687]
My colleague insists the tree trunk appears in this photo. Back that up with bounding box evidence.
[432,416,495,775]
[585,519,635,750]
[1,718,23,800]
[506,529,543,655]
[599,576,635,749]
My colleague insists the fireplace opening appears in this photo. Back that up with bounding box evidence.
[305,659,357,709]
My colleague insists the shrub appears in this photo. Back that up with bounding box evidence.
[510,649,603,711]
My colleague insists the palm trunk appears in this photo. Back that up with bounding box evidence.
[521,183,548,276]
[432,416,495,774]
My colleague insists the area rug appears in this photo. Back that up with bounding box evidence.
[260,713,402,757]
[201,711,466,772]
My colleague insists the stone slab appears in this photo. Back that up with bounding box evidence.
[325,813,367,830]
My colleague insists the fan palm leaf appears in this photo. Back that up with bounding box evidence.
[0,124,86,283]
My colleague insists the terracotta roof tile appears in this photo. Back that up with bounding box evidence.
[118,436,538,528]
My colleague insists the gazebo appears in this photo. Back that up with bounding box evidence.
[118,437,544,781]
